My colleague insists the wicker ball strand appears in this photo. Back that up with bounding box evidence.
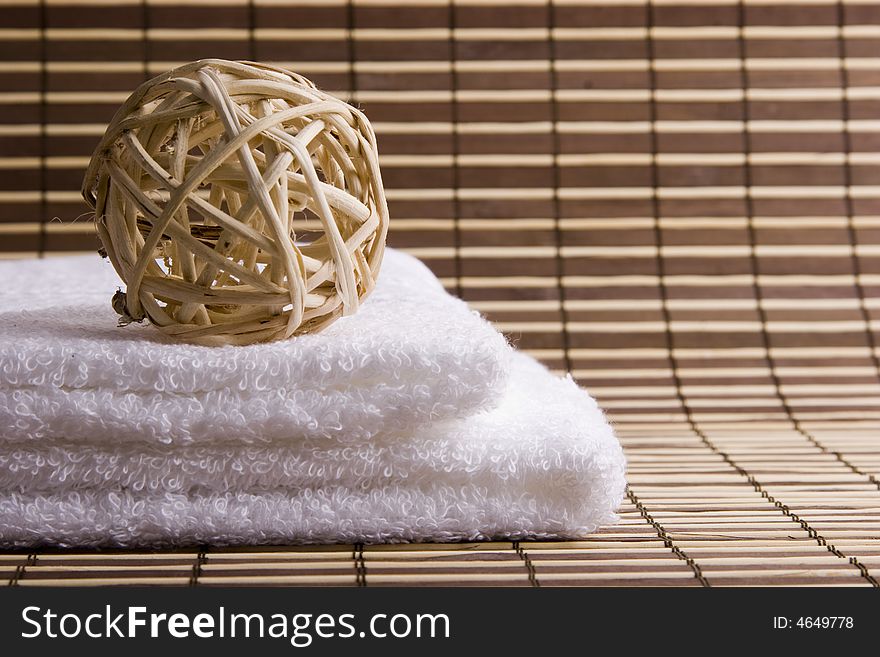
[82,59,389,346]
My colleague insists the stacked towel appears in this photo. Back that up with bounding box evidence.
[0,249,625,547]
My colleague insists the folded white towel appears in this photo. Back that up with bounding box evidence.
[0,248,626,547]
[0,249,510,445]
[0,354,626,547]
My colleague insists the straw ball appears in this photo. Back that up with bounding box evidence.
[82,59,389,346]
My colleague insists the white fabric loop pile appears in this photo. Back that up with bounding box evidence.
[1,251,509,445]
[0,249,625,547]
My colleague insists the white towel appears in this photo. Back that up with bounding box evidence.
[0,354,626,547]
[0,249,510,444]
[0,248,626,547]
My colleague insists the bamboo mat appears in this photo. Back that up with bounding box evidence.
[2,0,880,586]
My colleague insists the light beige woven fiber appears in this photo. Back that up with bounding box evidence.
[82,59,389,346]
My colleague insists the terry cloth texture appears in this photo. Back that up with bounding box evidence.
[0,249,510,444]
[0,354,626,547]
[0,250,626,548]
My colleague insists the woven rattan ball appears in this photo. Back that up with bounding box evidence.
[82,59,389,346]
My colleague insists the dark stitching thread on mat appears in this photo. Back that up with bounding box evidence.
[141,0,149,81]
[726,0,878,583]
[512,541,541,587]
[248,0,257,64]
[347,0,358,107]
[189,547,208,587]
[734,0,877,585]
[628,489,710,586]
[449,1,463,298]
[354,543,367,586]
[646,0,877,587]
[641,2,708,588]
[812,6,880,490]
[8,554,37,587]
[548,0,574,375]
[735,5,880,496]
[837,2,880,387]
[735,2,880,498]
[735,0,880,581]
[38,0,47,257]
